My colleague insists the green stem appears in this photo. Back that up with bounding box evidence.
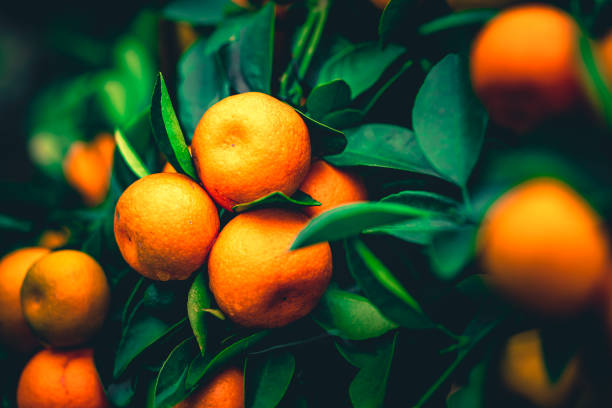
[413,356,463,408]
[435,324,463,343]
[461,186,474,219]
[363,60,413,114]
[296,0,330,81]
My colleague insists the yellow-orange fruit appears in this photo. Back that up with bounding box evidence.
[191,92,311,211]
[208,209,332,327]
[500,330,578,407]
[175,366,244,408]
[0,248,49,352]
[114,173,220,281]
[38,228,70,249]
[63,133,115,206]
[299,160,368,218]
[477,178,609,316]
[470,5,582,132]
[21,250,110,347]
[600,32,612,87]
[17,348,109,408]
[447,0,519,11]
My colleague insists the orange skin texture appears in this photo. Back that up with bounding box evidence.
[208,209,332,328]
[63,133,115,206]
[500,330,578,407]
[299,160,367,218]
[470,5,581,132]
[114,173,220,281]
[21,250,110,348]
[191,92,311,211]
[447,0,519,11]
[175,366,244,408]
[17,348,109,408]
[0,247,49,353]
[477,178,610,316]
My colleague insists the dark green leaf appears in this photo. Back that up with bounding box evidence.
[429,226,477,280]
[306,80,352,121]
[151,73,196,179]
[232,191,320,213]
[186,331,270,389]
[365,218,459,245]
[380,191,461,213]
[296,110,347,157]
[412,54,488,187]
[291,202,433,249]
[187,271,212,355]
[324,124,440,178]
[446,360,487,408]
[418,10,497,36]
[245,351,296,408]
[163,0,230,25]
[345,238,432,329]
[0,214,32,232]
[107,377,137,407]
[150,337,200,408]
[349,333,398,408]
[205,14,254,56]
[317,42,405,98]
[321,109,365,130]
[114,128,151,179]
[312,288,397,340]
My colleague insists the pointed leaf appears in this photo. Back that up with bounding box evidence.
[232,191,320,213]
[114,128,150,179]
[296,110,347,157]
[187,271,212,355]
[245,351,296,408]
[306,80,352,121]
[365,218,459,245]
[163,0,230,25]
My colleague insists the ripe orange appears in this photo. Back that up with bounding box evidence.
[17,348,109,408]
[0,247,49,352]
[208,208,332,327]
[191,92,311,211]
[114,173,220,281]
[470,5,582,132]
[599,31,612,87]
[298,160,368,218]
[500,330,578,407]
[21,250,110,347]
[38,227,70,249]
[175,366,244,408]
[446,0,519,11]
[63,132,115,206]
[477,178,609,316]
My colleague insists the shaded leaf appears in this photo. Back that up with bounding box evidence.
[306,80,352,121]
[0,214,32,232]
[379,0,421,45]
[321,109,365,130]
[187,271,212,355]
[114,128,150,179]
[418,10,496,36]
[232,191,320,213]
[205,13,254,56]
[429,226,477,280]
[365,218,459,245]
[163,0,230,25]
[412,54,488,187]
[312,288,397,340]
[296,110,347,157]
[245,350,296,408]
[446,359,487,408]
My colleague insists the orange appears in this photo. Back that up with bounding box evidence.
[63,132,115,206]
[163,146,192,174]
[298,160,368,218]
[175,366,244,408]
[477,178,609,316]
[500,330,578,407]
[470,5,582,132]
[114,173,220,281]
[599,31,612,87]
[447,0,519,11]
[17,348,109,408]
[191,92,311,211]
[208,208,332,327]
[0,247,49,352]
[38,227,70,249]
[370,0,389,10]
[21,250,110,347]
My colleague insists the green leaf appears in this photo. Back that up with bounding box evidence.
[324,124,440,178]
[114,128,150,179]
[446,360,487,408]
[380,191,462,213]
[345,238,432,329]
[225,2,275,93]
[186,331,270,389]
[418,10,497,36]
[306,80,352,121]
[151,72,196,179]
[365,218,459,245]
[321,109,365,130]
[178,39,230,141]
[187,271,212,355]
[429,226,477,280]
[245,351,296,408]
[0,214,32,232]
[291,202,433,249]
[312,288,397,340]
[232,191,320,213]
[163,0,230,25]
[412,54,488,187]
[349,333,398,408]
[378,0,422,45]
[296,110,347,157]
[205,14,254,56]
[107,377,137,407]
[578,32,612,129]
[317,42,405,98]
[150,337,200,408]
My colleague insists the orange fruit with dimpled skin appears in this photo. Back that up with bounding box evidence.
[191,92,311,211]
[500,330,578,407]
[17,348,109,408]
[299,160,368,218]
[0,247,49,353]
[470,5,582,132]
[477,178,610,316]
[21,250,110,347]
[175,366,244,408]
[208,208,332,328]
[114,173,220,281]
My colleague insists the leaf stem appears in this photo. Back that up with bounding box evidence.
[296,0,330,81]
[461,186,474,219]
